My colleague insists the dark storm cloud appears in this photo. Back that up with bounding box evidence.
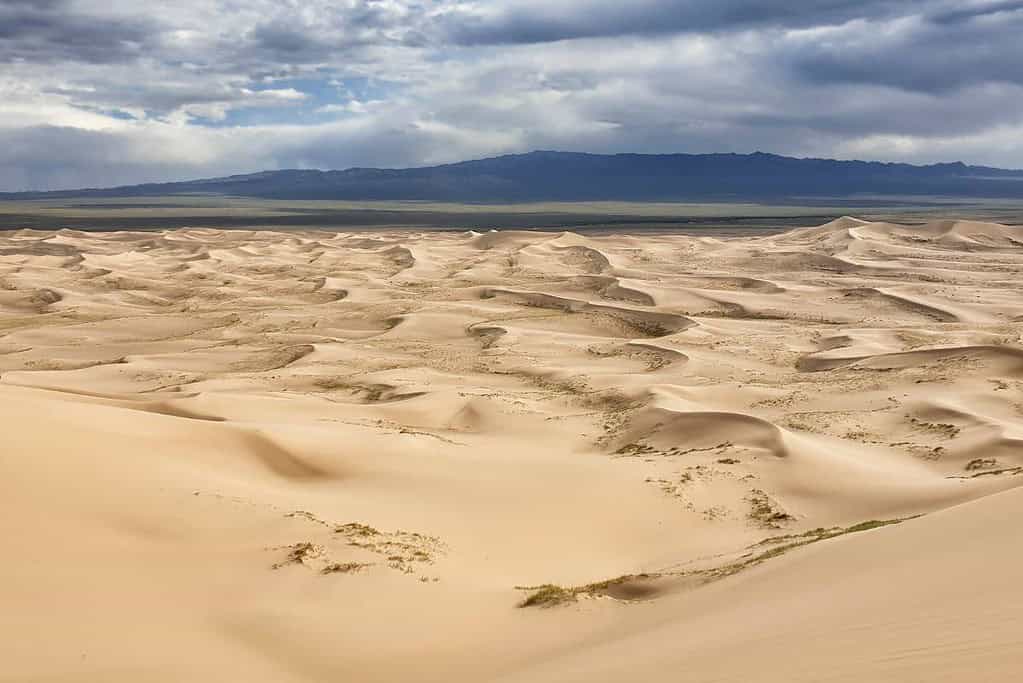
[248,1,430,61]
[930,0,1023,24]
[789,4,1023,93]
[0,0,158,63]
[3,0,1023,191]
[444,0,922,45]
[731,86,1023,139]
[0,125,200,191]
[247,22,343,64]
[250,24,318,55]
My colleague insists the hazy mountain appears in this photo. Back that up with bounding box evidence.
[6,151,1023,201]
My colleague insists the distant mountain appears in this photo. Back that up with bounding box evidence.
[6,151,1023,201]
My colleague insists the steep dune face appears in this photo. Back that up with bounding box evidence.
[1,219,1022,681]
[498,486,1023,683]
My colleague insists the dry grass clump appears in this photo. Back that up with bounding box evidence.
[518,517,915,608]
[322,562,372,575]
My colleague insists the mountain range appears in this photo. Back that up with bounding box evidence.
[6,151,1023,201]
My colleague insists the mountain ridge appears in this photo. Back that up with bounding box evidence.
[6,150,1023,201]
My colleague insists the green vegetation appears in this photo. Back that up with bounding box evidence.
[843,519,908,533]
[5,196,1021,233]
[517,573,658,608]
[517,584,578,608]
[335,522,381,537]
[321,562,371,575]
[965,458,998,471]
[271,542,321,569]
[746,488,794,527]
[732,518,912,570]
[517,516,916,608]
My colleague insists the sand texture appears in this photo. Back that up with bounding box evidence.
[2,218,1023,681]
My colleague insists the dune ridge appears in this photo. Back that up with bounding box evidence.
[1,218,1022,682]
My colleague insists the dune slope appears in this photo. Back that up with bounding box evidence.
[1,219,1021,681]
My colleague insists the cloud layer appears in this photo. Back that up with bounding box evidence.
[2,0,1023,190]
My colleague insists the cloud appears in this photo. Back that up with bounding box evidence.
[0,0,158,64]
[2,0,1023,190]
[786,9,1023,93]
[47,78,308,123]
[441,0,921,45]
[0,114,522,191]
[930,0,1023,25]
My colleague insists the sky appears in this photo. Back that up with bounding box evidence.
[3,0,1023,191]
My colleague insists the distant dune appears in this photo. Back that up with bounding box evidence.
[2,218,1022,681]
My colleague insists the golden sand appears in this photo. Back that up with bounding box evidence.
[2,218,1022,681]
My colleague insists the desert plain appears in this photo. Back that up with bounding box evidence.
[2,216,1023,681]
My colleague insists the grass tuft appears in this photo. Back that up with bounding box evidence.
[321,562,372,575]
[517,515,918,608]
[517,584,578,608]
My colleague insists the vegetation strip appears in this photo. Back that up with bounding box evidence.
[517,516,916,608]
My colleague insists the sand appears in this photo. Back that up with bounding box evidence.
[1,218,1022,681]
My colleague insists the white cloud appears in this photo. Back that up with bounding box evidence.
[2,0,1023,190]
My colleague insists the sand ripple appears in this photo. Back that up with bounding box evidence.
[2,218,1022,681]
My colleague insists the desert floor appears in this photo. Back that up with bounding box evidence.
[2,217,1022,681]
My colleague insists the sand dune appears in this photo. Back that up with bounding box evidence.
[1,218,1022,681]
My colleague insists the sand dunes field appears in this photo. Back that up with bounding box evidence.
[2,218,1023,681]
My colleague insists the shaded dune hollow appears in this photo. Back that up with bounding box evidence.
[1,218,1023,683]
